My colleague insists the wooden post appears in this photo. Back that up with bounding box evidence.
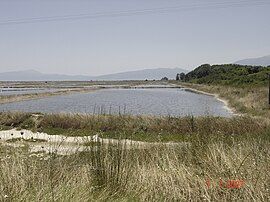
[269,73,270,106]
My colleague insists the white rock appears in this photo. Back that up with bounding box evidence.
[92,134,100,142]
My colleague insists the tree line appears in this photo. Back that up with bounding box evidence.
[176,64,270,86]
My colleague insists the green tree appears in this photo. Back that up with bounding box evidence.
[180,72,186,81]
[176,74,180,81]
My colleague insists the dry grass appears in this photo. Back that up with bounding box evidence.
[0,131,269,201]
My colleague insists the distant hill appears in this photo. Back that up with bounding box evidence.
[0,68,187,81]
[184,64,270,85]
[235,55,270,66]
[0,70,91,81]
[94,68,187,80]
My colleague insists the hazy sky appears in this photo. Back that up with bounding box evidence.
[0,0,270,76]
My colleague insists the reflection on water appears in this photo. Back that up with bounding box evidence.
[0,88,233,117]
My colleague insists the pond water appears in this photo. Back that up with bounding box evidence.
[0,88,233,117]
[0,88,59,95]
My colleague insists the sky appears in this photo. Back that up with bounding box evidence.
[0,0,270,76]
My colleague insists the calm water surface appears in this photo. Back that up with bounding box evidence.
[0,88,233,117]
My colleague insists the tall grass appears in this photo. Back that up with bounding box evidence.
[0,112,33,130]
[39,113,269,140]
[1,112,268,142]
[0,130,269,201]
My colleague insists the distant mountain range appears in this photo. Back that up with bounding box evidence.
[234,55,270,66]
[0,70,91,81]
[0,68,187,81]
[94,68,187,80]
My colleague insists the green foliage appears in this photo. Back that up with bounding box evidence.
[185,64,270,86]
[176,72,186,81]
[176,73,180,80]
[179,72,186,81]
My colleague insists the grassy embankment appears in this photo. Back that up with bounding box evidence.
[171,81,269,119]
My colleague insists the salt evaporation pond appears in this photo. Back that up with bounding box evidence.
[0,88,233,117]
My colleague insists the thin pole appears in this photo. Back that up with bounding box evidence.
[269,73,270,106]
